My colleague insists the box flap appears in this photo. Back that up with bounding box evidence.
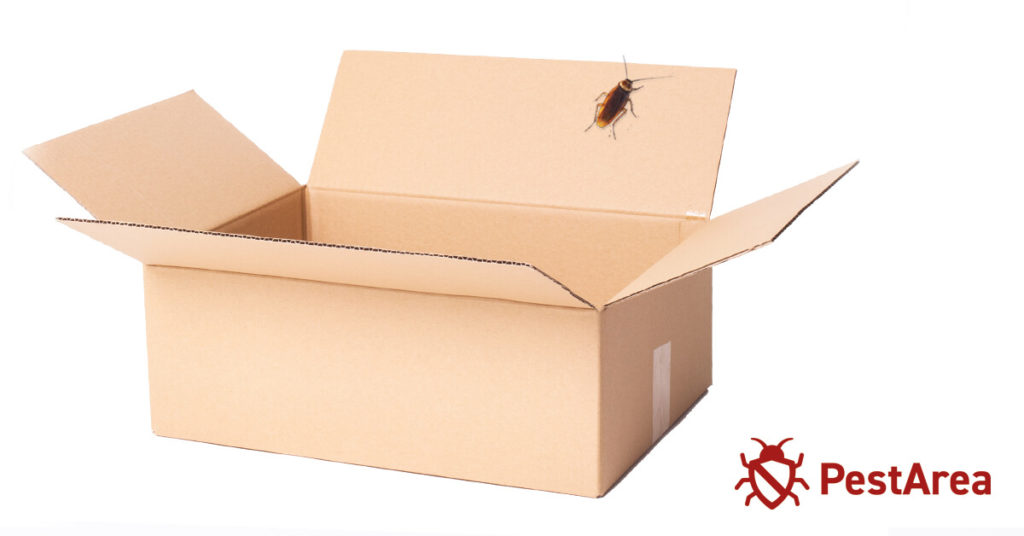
[25,92,299,230]
[310,51,735,219]
[606,161,858,305]
[59,218,593,309]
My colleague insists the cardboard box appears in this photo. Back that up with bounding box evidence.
[25,50,856,497]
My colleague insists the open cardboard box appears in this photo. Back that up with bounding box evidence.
[26,51,856,497]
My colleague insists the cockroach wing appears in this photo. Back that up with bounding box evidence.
[597,87,629,127]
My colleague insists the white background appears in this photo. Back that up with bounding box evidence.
[1,1,1022,534]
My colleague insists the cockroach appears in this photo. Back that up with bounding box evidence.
[585,56,671,139]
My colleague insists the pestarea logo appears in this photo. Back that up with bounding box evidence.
[734,438,992,509]
[735,438,809,508]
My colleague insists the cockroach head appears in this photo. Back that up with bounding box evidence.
[619,79,634,92]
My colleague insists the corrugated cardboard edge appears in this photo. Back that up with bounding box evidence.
[705,72,738,219]
[605,161,859,307]
[58,217,596,309]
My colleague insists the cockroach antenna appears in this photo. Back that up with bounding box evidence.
[631,75,674,83]
[623,55,674,85]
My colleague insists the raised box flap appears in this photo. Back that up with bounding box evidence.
[606,161,858,305]
[310,51,735,219]
[26,91,299,230]
[59,218,593,309]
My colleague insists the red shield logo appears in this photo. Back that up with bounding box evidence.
[735,438,809,509]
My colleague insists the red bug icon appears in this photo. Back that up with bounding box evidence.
[735,438,809,509]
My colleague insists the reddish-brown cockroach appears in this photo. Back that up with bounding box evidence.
[585,56,671,139]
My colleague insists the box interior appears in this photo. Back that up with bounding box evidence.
[215,185,703,306]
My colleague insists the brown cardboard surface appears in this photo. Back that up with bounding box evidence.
[308,188,692,305]
[214,187,306,240]
[145,266,604,496]
[60,218,592,308]
[607,162,858,305]
[25,91,298,230]
[599,268,712,494]
[310,51,735,219]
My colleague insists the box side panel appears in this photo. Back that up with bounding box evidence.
[598,268,712,494]
[143,266,603,496]
[213,187,306,240]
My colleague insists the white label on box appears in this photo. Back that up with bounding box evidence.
[652,341,672,443]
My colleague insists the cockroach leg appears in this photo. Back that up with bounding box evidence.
[609,108,629,140]
[584,102,603,132]
[627,98,637,118]
[594,91,608,102]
